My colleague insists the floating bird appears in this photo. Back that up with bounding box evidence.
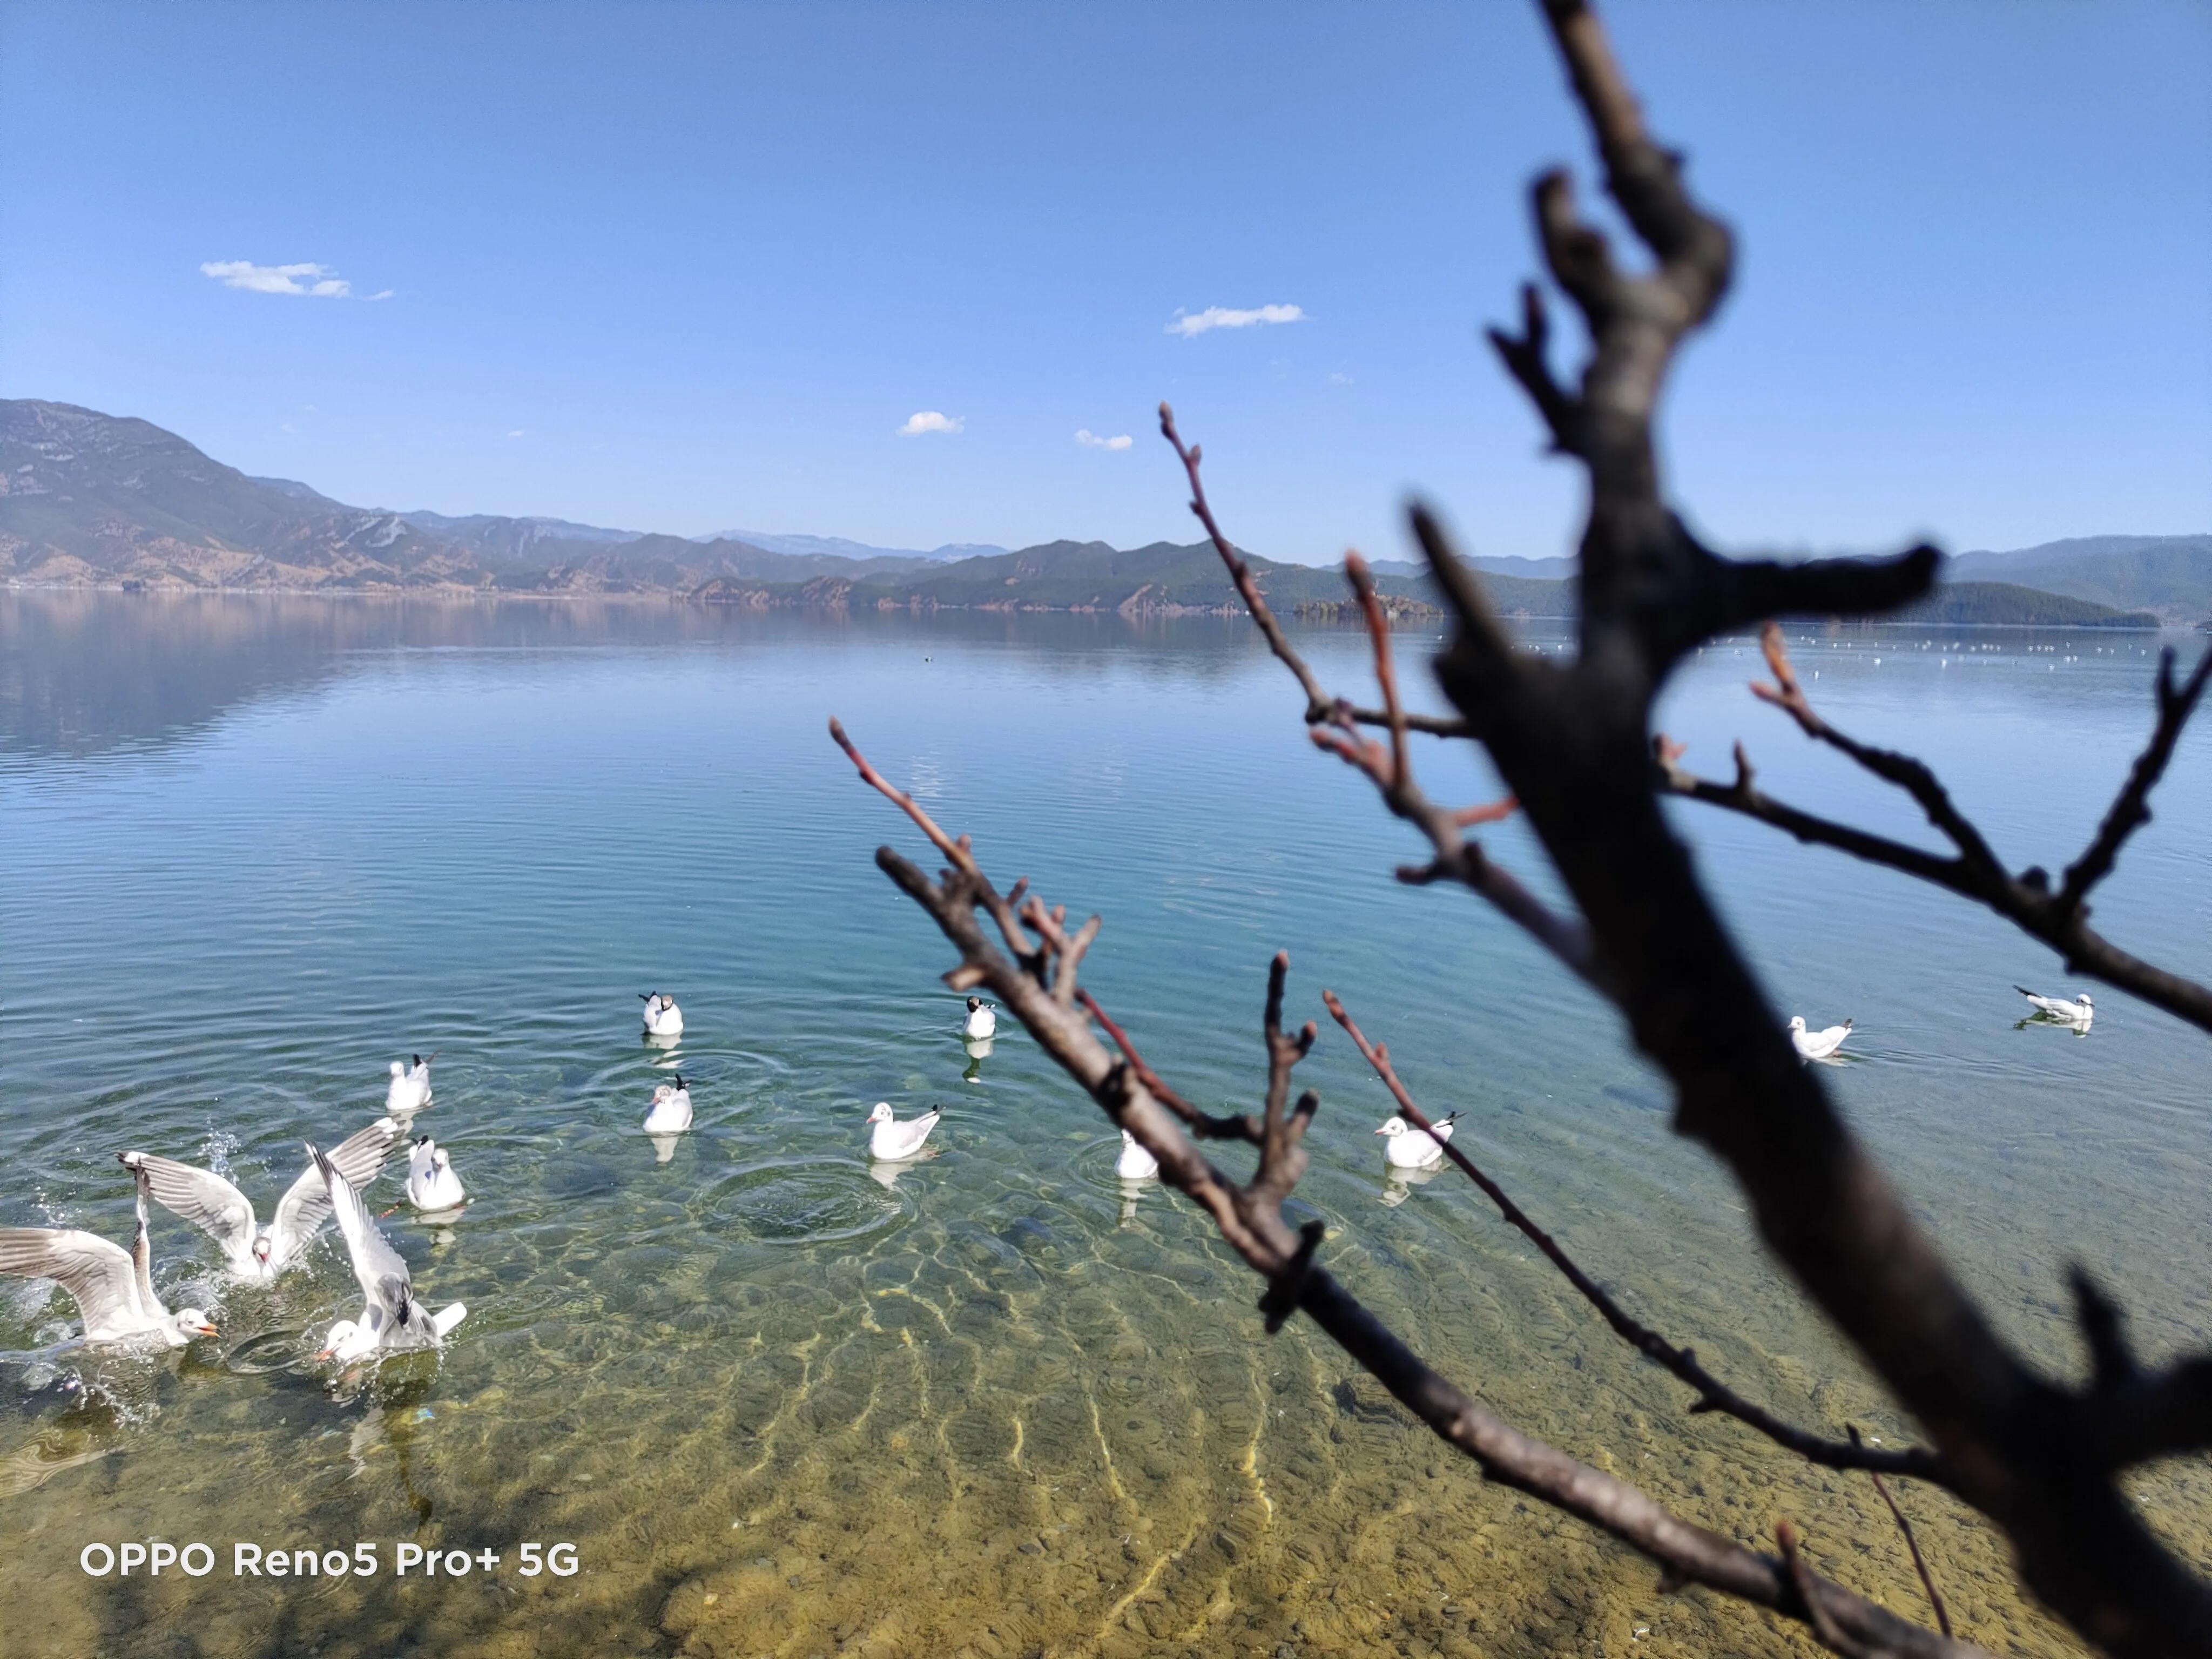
[962,997,997,1041]
[643,1075,693,1134]
[1788,1016,1853,1061]
[311,1142,466,1364]
[0,1174,217,1348]
[640,993,684,1038]
[867,1102,940,1161]
[1375,1112,1459,1170]
[2016,986,2093,1026]
[386,1054,435,1115]
[404,1137,467,1211]
[119,1117,400,1283]
[1115,1129,1159,1180]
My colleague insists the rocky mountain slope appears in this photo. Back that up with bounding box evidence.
[3,399,2193,625]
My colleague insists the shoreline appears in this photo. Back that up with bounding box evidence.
[4,582,2192,632]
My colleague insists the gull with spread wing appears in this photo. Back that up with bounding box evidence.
[118,1117,400,1284]
[311,1141,467,1365]
[0,1171,217,1348]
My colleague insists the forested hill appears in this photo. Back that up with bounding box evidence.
[0,399,2188,628]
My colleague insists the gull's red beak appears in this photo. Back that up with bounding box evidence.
[1372,1125,1388,1134]
[314,1347,334,1360]
[194,1321,219,1337]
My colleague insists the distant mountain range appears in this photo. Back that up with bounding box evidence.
[692,530,1008,564]
[2,399,2199,626]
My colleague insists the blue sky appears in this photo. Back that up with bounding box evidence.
[3,2,2207,563]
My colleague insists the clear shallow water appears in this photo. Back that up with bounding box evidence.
[2,590,2208,1658]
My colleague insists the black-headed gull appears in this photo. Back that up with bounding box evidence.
[1376,1112,1459,1170]
[867,1102,940,1161]
[643,1075,693,1134]
[404,1137,467,1211]
[0,1173,217,1347]
[962,997,997,1041]
[1115,1129,1159,1180]
[2016,986,2093,1026]
[385,1054,435,1114]
[1788,1016,1853,1061]
[119,1116,400,1282]
[311,1142,466,1365]
[640,993,684,1038]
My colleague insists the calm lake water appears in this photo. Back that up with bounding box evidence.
[2,590,2208,1659]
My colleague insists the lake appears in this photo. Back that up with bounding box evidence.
[3,589,2208,1658]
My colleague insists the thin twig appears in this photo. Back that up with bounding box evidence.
[1655,640,2212,1037]
[1323,988,1934,1479]
[1077,987,1260,1144]
[1158,401,1470,738]
[2058,643,2212,914]
[1853,1426,1953,1636]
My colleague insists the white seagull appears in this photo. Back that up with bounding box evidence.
[404,1137,467,1211]
[2017,986,2094,1026]
[1115,1129,1159,1181]
[867,1102,940,1161]
[643,1075,693,1134]
[1375,1112,1459,1170]
[640,993,684,1038]
[386,1054,435,1114]
[119,1116,400,1283]
[311,1142,467,1365]
[962,997,997,1041]
[0,1173,218,1348]
[1788,1016,1853,1062]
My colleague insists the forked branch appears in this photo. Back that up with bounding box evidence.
[1658,630,2212,1036]
[833,716,1976,1658]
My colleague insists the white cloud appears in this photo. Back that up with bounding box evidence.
[1075,429,1132,451]
[506,429,525,439]
[200,260,359,298]
[898,410,964,436]
[1166,303,1306,339]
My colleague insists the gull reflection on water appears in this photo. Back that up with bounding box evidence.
[1379,1164,1442,1209]
[867,1144,945,1192]
[645,1031,683,1067]
[1116,1176,1156,1228]
[646,1132,685,1165]
[961,1036,993,1082]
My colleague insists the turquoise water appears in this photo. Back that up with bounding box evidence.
[2,590,2208,1657]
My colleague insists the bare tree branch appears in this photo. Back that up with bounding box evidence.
[2058,644,2212,915]
[1655,630,2212,1037]
[834,717,1978,1658]
[1323,987,1936,1480]
[1138,0,2212,1644]
[1487,282,1586,457]
[1159,400,1468,738]
[1853,1426,1953,1637]
[1749,623,2006,874]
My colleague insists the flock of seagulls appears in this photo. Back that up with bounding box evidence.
[118,1118,397,1283]
[1785,981,2097,1063]
[2,1065,467,1361]
[4,973,2105,1363]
